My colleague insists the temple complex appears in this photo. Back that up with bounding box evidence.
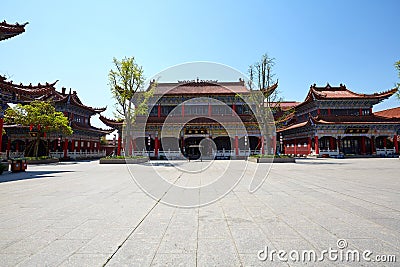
[2,21,399,159]
[279,84,399,157]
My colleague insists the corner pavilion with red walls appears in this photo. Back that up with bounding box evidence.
[278,83,400,157]
[0,21,112,159]
[0,76,113,159]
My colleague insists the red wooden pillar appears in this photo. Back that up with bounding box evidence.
[261,135,265,155]
[71,139,75,152]
[361,136,366,155]
[272,136,276,155]
[232,103,236,116]
[394,134,398,154]
[329,137,336,150]
[283,140,286,154]
[294,138,297,155]
[78,139,81,152]
[63,139,68,158]
[157,104,161,118]
[208,103,212,117]
[314,136,319,155]
[327,108,331,116]
[307,137,311,154]
[235,136,239,156]
[6,138,11,157]
[0,117,3,152]
[359,108,362,115]
[370,136,375,154]
[155,136,159,158]
[117,135,122,156]
[383,137,387,148]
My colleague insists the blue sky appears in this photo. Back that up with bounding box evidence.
[1,0,399,128]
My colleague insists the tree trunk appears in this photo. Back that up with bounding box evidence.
[33,134,41,158]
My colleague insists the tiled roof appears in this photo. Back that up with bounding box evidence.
[45,89,106,114]
[277,121,309,132]
[71,121,114,134]
[374,107,400,119]
[278,113,400,133]
[152,81,249,95]
[0,76,57,103]
[99,115,124,129]
[313,114,400,124]
[305,83,397,101]
[269,101,301,110]
[0,75,57,95]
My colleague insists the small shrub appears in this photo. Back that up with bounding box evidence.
[0,163,7,174]
[249,154,292,159]
[101,155,146,160]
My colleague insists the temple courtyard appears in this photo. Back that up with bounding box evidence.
[0,158,398,266]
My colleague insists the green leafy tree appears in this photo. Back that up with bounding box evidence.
[109,57,155,121]
[108,56,155,155]
[5,101,72,157]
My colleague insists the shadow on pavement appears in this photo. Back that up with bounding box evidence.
[0,170,74,183]
[295,159,349,165]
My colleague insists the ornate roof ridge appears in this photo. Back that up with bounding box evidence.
[71,121,114,134]
[99,114,123,122]
[0,21,29,27]
[54,90,106,113]
[0,21,28,41]
[0,76,58,90]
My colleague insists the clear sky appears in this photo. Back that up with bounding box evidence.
[1,0,399,128]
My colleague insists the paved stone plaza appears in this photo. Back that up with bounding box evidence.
[0,158,398,266]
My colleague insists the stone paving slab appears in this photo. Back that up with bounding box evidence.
[0,158,398,266]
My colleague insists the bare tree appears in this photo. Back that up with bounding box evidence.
[247,53,280,107]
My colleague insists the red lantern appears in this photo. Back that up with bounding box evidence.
[30,124,33,131]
